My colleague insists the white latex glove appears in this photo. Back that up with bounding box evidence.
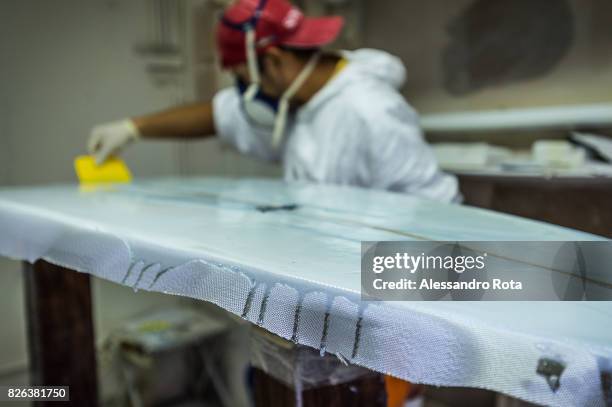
[87,119,140,165]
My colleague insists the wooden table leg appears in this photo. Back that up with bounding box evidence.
[23,260,98,406]
[250,329,386,407]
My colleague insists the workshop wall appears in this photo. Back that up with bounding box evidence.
[362,0,612,115]
[0,1,186,185]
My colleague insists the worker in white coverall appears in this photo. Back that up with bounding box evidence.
[88,0,459,203]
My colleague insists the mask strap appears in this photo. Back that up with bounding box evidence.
[244,26,260,101]
[272,52,321,148]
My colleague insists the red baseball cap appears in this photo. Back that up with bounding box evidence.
[217,0,344,68]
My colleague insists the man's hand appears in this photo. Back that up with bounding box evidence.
[87,119,140,165]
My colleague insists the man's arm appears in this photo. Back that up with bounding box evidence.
[88,101,216,164]
[133,101,216,140]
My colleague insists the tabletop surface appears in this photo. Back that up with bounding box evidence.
[0,177,610,406]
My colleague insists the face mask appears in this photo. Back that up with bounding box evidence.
[240,27,321,149]
[236,77,279,129]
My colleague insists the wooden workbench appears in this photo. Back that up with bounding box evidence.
[459,174,612,238]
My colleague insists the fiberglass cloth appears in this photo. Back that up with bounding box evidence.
[0,177,610,406]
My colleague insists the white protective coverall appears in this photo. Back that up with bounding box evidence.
[212,48,460,203]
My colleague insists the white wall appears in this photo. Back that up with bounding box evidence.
[1,0,185,185]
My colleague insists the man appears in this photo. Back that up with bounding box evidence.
[89,0,459,203]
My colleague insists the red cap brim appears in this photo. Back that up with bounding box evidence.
[281,16,344,48]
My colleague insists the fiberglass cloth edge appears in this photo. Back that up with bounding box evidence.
[0,178,610,406]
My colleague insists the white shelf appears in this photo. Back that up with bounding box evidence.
[421,103,612,133]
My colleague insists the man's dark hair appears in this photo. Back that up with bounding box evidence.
[257,46,320,70]
[281,46,320,61]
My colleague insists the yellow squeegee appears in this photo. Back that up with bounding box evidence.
[74,155,132,184]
